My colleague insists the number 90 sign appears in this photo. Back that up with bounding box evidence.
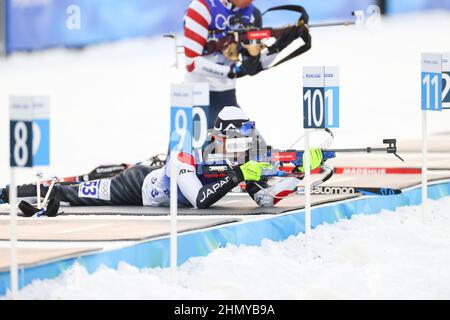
[170,84,193,153]
[303,67,340,129]
[9,97,50,168]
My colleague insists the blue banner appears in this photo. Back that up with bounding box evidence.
[5,0,380,53]
[256,0,376,25]
[5,0,190,53]
[8,0,448,54]
[387,0,450,14]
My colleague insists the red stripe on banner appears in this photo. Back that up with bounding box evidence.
[334,167,422,175]
[272,152,297,162]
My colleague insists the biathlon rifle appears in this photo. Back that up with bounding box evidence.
[199,138,404,185]
[204,5,358,67]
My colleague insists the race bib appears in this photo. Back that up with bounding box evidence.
[78,179,111,200]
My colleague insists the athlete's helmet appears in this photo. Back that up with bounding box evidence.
[211,106,256,153]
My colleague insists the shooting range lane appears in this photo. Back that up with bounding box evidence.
[0,216,238,273]
[0,218,240,242]
[0,247,101,272]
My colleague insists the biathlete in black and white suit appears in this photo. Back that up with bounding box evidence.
[0,107,323,209]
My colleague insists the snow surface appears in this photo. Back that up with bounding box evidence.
[1,11,450,187]
[3,196,450,300]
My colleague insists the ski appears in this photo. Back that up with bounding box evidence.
[297,186,402,196]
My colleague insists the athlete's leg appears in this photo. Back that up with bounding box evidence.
[58,165,155,206]
[1,165,155,206]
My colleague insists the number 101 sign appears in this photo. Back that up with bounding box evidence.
[303,66,340,129]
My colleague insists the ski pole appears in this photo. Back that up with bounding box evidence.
[36,172,42,209]
[42,177,57,208]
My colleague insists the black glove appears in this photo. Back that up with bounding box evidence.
[268,26,306,55]
[228,55,263,79]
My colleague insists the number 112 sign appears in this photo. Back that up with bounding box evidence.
[421,53,450,111]
[303,66,340,129]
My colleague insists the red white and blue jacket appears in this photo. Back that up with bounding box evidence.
[183,0,276,91]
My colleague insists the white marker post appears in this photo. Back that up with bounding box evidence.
[303,66,340,259]
[8,96,50,299]
[32,97,50,210]
[421,54,443,223]
[9,97,33,299]
[169,84,193,280]
[36,172,42,209]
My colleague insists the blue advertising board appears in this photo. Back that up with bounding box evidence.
[5,0,378,54]
[6,0,449,54]
[257,0,377,25]
[5,0,189,53]
[387,0,450,14]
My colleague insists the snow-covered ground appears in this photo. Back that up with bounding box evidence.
[1,11,450,187]
[2,196,449,300]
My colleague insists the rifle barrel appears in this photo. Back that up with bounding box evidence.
[324,147,388,153]
[308,21,355,28]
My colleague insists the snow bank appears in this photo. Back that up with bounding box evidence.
[5,196,450,300]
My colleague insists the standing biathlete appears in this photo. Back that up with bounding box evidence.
[0,107,323,210]
[184,0,305,129]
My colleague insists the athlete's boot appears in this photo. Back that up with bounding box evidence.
[248,177,299,207]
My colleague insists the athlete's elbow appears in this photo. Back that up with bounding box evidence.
[196,200,211,209]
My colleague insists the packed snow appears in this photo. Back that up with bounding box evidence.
[2,196,449,300]
[1,11,450,186]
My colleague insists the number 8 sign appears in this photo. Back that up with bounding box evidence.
[10,97,33,167]
[9,97,50,168]
[303,67,340,129]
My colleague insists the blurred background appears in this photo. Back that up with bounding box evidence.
[1,0,450,55]
[0,0,449,186]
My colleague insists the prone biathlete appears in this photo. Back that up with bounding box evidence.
[0,107,323,210]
